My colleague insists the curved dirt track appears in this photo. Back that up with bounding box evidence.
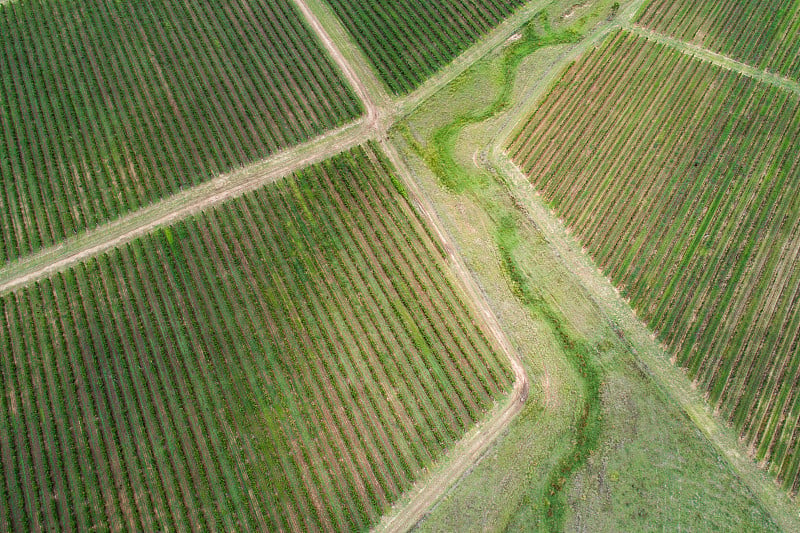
[374,140,528,533]
[292,0,381,128]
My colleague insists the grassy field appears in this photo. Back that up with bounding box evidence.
[387,2,786,528]
[324,0,528,94]
[0,0,361,265]
[509,29,800,493]
[0,144,512,531]
[637,0,800,82]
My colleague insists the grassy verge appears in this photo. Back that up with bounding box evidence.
[389,0,785,529]
[402,15,600,529]
[497,214,602,531]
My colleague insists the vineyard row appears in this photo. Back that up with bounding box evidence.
[509,30,800,492]
[325,0,527,94]
[0,143,511,531]
[0,0,361,265]
[637,0,800,82]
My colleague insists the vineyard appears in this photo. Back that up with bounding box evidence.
[509,30,800,492]
[0,0,361,265]
[0,144,512,531]
[637,0,800,82]
[325,0,527,94]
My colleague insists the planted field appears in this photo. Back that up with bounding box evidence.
[509,30,800,492]
[0,143,511,531]
[637,0,800,82]
[325,0,527,94]
[0,0,361,265]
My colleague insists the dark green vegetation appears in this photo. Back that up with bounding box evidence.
[0,144,512,531]
[325,0,527,94]
[0,0,361,265]
[637,0,800,82]
[510,29,800,492]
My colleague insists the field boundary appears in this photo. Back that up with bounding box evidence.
[3,0,798,528]
[492,150,800,532]
[372,139,528,532]
[298,4,532,529]
[630,24,800,96]
[0,120,370,296]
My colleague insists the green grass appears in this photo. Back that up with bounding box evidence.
[388,1,783,528]
[0,144,512,531]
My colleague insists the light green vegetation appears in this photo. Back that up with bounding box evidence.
[387,1,786,529]
[0,144,512,531]
[511,29,800,494]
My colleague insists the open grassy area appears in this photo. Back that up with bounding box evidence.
[387,1,787,528]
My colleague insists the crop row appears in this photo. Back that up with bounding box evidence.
[509,30,800,492]
[0,0,361,265]
[0,143,511,531]
[325,0,527,94]
[637,0,800,82]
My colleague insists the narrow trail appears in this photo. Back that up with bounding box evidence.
[629,24,800,96]
[0,122,369,295]
[374,139,528,533]
[2,0,795,529]
[291,0,382,130]
[293,2,531,529]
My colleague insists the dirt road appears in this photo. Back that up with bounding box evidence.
[0,121,370,295]
[292,0,382,129]
[0,2,532,529]
[374,140,528,533]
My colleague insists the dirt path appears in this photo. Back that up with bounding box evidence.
[292,0,382,130]
[0,10,532,531]
[630,24,800,96]
[3,0,796,529]
[289,5,531,529]
[374,140,528,533]
[0,121,369,295]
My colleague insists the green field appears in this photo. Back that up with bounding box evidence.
[510,29,800,492]
[0,0,361,265]
[4,0,800,528]
[0,144,511,531]
[637,0,800,81]
[324,0,528,94]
